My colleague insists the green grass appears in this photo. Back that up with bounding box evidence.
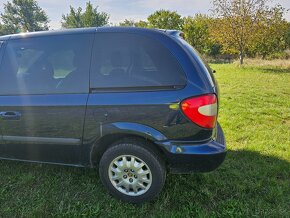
[0,64,289,217]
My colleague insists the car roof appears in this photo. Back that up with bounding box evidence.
[0,27,183,40]
[0,27,96,40]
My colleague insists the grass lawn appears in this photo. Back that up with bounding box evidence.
[0,64,289,217]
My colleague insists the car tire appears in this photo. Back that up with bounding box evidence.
[99,138,166,203]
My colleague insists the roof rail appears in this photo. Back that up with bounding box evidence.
[158,29,185,39]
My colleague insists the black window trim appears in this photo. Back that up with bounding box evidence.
[89,85,185,93]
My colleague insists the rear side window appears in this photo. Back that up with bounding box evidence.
[90,33,186,90]
[179,38,215,87]
[0,34,93,95]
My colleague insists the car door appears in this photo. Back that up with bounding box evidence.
[0,33,94,165]
[0,40,5,148]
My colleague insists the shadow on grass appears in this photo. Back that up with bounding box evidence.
[208,60,233,64]
[261,68,290,74]
[0,150,289,216]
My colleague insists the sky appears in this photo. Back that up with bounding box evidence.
[0,0,289,29]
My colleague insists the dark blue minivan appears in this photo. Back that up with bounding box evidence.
[0,27,226,203]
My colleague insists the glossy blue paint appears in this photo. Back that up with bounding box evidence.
[0,40,5,144]
[102,122,168,141]
[158,139,225,155]
[0,94,88,164]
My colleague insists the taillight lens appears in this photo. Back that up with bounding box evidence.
[181,94,217,129]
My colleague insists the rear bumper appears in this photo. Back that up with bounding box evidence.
[157,124,226,173]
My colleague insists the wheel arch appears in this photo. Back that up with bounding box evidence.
[89,122,168,167]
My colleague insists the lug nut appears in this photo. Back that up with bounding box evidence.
[123,175,127,179]
[130,169,134,172]
[124,169,128,172]
[129,178,133,183]
[134,175,137,178]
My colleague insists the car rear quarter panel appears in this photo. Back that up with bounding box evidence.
[82,87,214,165]
[83,29,217,166]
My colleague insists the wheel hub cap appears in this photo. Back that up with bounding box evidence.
[108,155,152,196]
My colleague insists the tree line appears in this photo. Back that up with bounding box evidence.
[0,0,289,64]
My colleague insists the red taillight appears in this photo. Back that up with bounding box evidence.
[181,94,217,129]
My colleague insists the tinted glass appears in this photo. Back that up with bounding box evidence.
[178,38,215,87]
[0,34,93,95]
[91,33,186,89]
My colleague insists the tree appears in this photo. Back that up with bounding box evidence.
[211,0,272,64]
[62,2,109,28]
[136,20,149,28]
[119,19,135,27]
[0,21,14,35]
[0,23,5,36]
[147,10,183,30]
[182,14,221,56]
[62,6,83,28]
[119,19,148,28]
[0,0,49,34]
[286,22,290,50]
[252,5,289,58]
